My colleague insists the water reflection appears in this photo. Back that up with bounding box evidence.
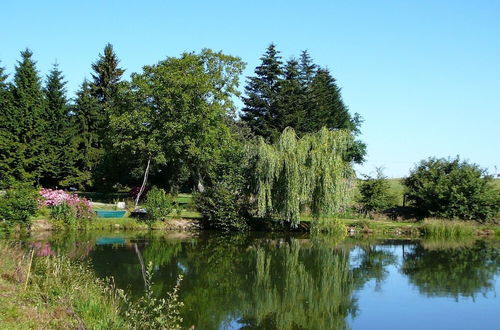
[401,240,500,300]
[19,232,500,329]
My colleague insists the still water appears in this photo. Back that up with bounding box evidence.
[25,231,500,329]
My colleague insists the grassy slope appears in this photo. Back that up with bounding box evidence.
[0,243,125,329]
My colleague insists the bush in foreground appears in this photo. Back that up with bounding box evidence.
[143,187,174,223]
[195,182,248,231]
[0,186,38,227]
[404,157,500,222]
[39,188,95,226]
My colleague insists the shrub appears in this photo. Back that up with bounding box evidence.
[143,187,173,223]
[120,262,183,330]
[39,188,94,225]
[0,186,38,226]
[357,168,397,215]
[403,157,500,222]
[195,182,248,231]
[310,218,346,236]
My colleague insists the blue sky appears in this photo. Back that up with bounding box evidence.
[1,0,499,177]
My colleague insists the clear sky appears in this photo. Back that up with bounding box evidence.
[1,0,499,178]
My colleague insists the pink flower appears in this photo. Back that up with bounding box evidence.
[39,188,94,219]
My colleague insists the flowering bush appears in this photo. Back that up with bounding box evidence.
[39,188,94,224]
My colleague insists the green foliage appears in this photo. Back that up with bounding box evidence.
[251,127,355,225]
[357,168,397,214]
[30,255,126,328]
[422,219,475,239]
[195,182,248,231]
[69,81,105,188]
[50,202,75,224]
[0,64,18,187]
[4,49,48,184]
[404,157,500,222]
[241,43,283,140]
[42,63,72,187]
[1,242,184,329]
[119,262,183,330]
[0,186,38,225]
[110,49,245,190]
[144,187,174,222]
[90,43,125,105]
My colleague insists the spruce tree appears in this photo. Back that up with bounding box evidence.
[70,81,104,188]
[11,49,48,184]
[298,50,317,87]
[241,44,283,141]
[90,43,125,108]
[308,68,353,131]
[43,63,71,187]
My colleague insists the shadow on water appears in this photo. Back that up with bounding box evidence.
[11,231,500,329]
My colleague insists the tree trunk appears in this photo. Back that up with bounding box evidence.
[135,156,151,208]
[196,169,205,193]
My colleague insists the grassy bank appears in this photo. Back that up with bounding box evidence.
[0,242,183,329]
[0,242,125,328]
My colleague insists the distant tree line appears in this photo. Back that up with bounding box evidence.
[0,43,364,193]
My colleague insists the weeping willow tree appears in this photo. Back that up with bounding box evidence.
[252,127,355,225]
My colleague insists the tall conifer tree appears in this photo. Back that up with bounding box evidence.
[241,44,283,140]
[298,50,317,87]
[90,43,125,109]
[70,81,104,188]
[275,58,305,135]
[308,68,352,131]
[43,63,71,187]
[11,49,48,183]
[0,64,19,186]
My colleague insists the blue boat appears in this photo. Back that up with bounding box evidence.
[95,210,127,218]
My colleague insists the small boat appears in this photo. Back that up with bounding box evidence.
[95,210,127,218]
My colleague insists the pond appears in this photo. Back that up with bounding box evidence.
[17,231,500,329]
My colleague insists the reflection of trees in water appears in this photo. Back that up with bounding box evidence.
[351,245,398,291]
[36,231,500,328]
[177,234,253,329]
[401,240,500,300]
[241,240,357,330]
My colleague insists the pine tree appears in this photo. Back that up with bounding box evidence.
[43,63,71,187]
[11,49,48,184]
[241,44,283,141]
[275,58,305,135]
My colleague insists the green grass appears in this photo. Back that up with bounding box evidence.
[0,242,126,329]
[422,219,475,239]
[0,242,183,329]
